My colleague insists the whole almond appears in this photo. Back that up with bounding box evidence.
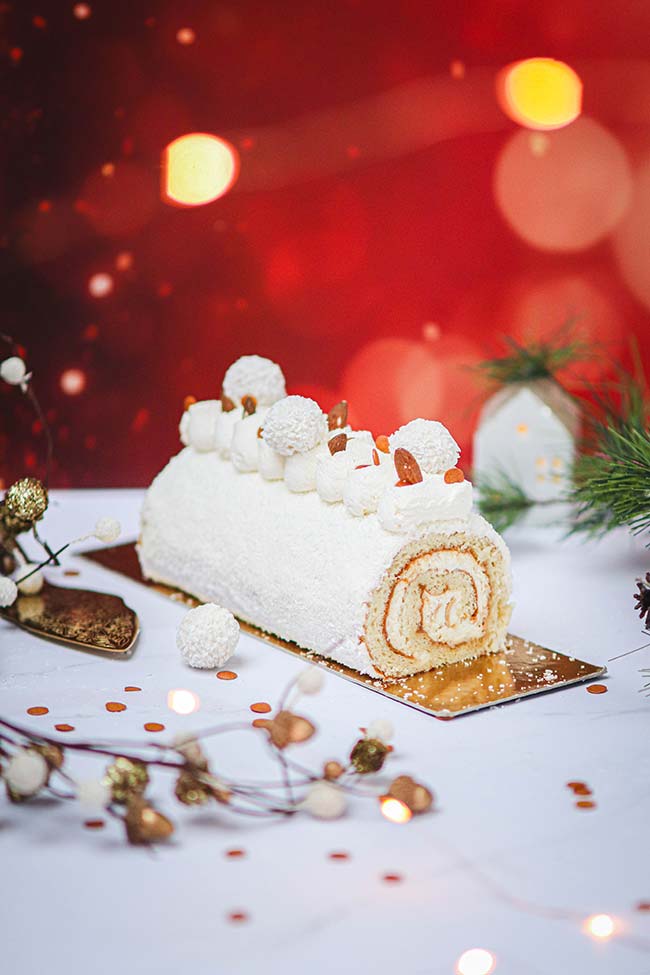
[328,433,348,455]
[372,448,380,466]
[257,426,264,439]
[242,395,257,416]
[375,434,390,453]
[394,448,423,485]
[221,392,235,413]
[444,467,465,484]
[327,401,348,431]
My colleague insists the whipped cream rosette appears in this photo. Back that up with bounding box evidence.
[141,357,512,678]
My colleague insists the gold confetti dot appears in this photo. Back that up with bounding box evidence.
[328,851,350,861]
[124,686,141,692]
[576,800,596,810]
[144,722,165,733]
[250,702,271,714]
[587,684,608,694]
[225,848,246,858]
[54,723,75,732]
[217,671,238,681]
[84,819,105,829]
[27,706,48,716]
[105,702,126,712]
[228,911,248,923]
[382,873,403,883]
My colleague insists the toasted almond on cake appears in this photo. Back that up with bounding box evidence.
[183,395,196,411]
[257,426,263,438]
[328,433,348,455]
[221,392,236,412]
[375,434,390,453]
[444,467,465,484]
[242,394,257,416]
[372,448,380,466]
[327,400,348,431]
[394,447,423,484]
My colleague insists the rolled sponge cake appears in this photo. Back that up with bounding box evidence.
[139,448,511,679]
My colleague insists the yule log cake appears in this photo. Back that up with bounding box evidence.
[139,355,512,679]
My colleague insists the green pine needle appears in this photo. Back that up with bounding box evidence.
[476,329,587,386]
[475,472,539,533]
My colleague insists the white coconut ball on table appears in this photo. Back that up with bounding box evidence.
[177,603,240,669]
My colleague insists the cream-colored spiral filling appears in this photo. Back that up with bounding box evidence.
[384,550,489,656]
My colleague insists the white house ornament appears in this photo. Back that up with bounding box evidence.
[473,377,580,504]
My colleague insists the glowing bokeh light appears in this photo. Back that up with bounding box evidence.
[497,58,582,131]
[162,133,239,207]
[60,368,86,396]
[585,914,615,940]
[88,272,113,298]
[167,689,200,715]
[380,796,412,824]
[456,948,496,975]
[176,27,195,45]
[613,156,650,311]
[73,3,91,19]
[494,117,632,252]
[115,250,133,271]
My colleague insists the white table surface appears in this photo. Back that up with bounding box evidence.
[2,489,650,975]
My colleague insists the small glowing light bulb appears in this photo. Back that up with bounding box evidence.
[60,368,87,396]
[176,27,195,45]
[586,914,615,940]
[379,796,412,824]
[88,272,113,298]
[456,948,496,975]
[167,689,200,715]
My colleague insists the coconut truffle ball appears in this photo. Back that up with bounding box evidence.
[177,603,240,669]
[389,419,460,474]
[262,395,327,456]
[222,355,286,407]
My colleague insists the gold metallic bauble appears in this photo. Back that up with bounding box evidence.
[174,770,211,806]
[4,478,49,524]
[349,738,389,774]
[256,710,315,750]
[124,797,174,845]
[323,760,345,780]
[387,775,433,815]
[103,757,149,804]
[34,743,64,771]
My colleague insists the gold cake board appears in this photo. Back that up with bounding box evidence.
[82,543,606,718]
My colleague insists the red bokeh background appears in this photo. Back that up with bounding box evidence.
[2,0,650,487]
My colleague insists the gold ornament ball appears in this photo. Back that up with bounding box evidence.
[124,797,174,845]
[103,757,149,804]
[349,738,389,774]
[174,770,211,806]
[5,478,49,524]
[387,775,433,815]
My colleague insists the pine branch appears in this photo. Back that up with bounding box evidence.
[569,372,650,540]
[475,324,587,386]
[475,472,541,533]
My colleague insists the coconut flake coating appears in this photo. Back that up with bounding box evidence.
[389,419,460,475]
[222,355,286,406]
[262,395,327,456]
[177,603,240,669]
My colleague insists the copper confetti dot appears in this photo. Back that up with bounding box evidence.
[382,873,403,884]
[328,851,350,861]
[63,569,80,577]
[26,706,48,716]
[225,848,246,859]
[571,784,592,796]
[84,819,105,830]
[636,902,650,912]
[124,686,142,692]
[250,702,271,714]
[228,912,248,923]
[567,780,588,791]
[55,724,75,732]
[251,718,266,728]
[105,702,126,712]
[587,684,608,694]
[144,722,165,733]
[576,800,596,810]
[217,671,238,681]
